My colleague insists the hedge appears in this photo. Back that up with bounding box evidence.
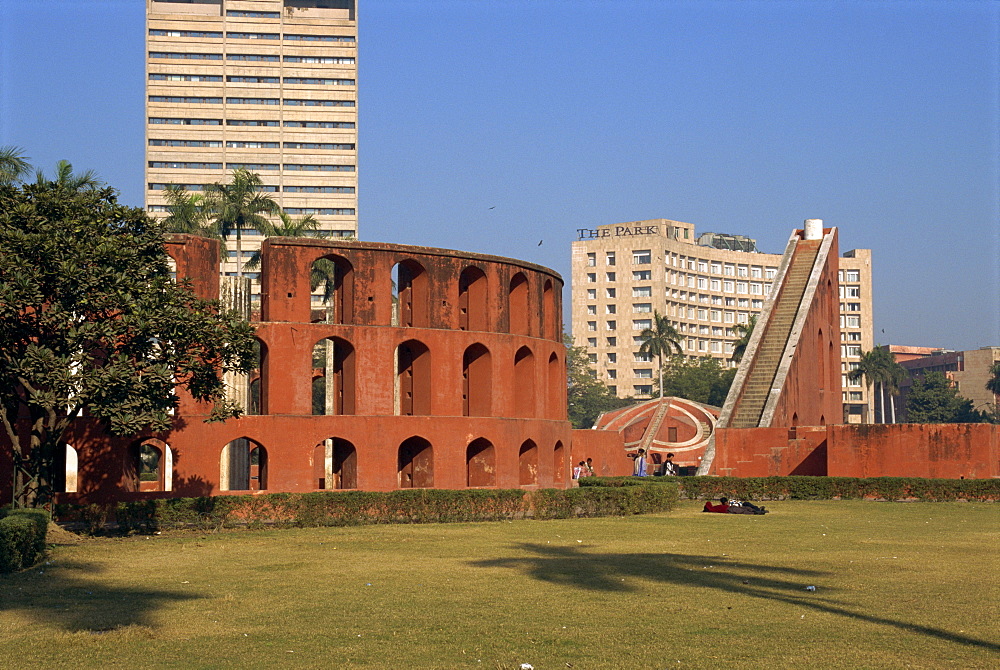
[579,475,1000,502]
[0,508,49,573]
[56,485,679,535]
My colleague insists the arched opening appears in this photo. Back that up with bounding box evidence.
[463,343,492,416]
[126,438,173,492]
[310,254,354,324]
[398,436,433,488]
[64,444,79,493]
[312,336,356,415]
[396,340,431,415]
[547,352,562,419]
[552,441,566,484]
[248,338,266,415]
[220,437,267,491]
[466,438,496,487]
[459,266,488,331]
[518,439,538,486]
[392,259,429,327]
[542,279,557,340]
[514,346,536,417]
[817,329,825,391]
[314,437,357,489]
[508,272,529,335]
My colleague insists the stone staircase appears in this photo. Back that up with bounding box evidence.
[729,241,820,428]
[639,399,671,452]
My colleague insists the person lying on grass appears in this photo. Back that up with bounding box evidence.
[703,497,768,515]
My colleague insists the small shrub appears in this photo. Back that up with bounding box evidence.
[0,508,49,573]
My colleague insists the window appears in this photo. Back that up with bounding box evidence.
[606,337,616,346]
[226,120,279,126]
[633,270,651,281]
[226,10,280,18]
[848,331,861,341]
[227,76,280,84]
[633,286,652,297]
[710,341,721,353]
[847,302,861,312]
[283,208,356,216]
[284,186,355,193]
[606,305,617,314]
[844,315,860,328]
[606,320,617,331]
[724,265,734,276]
[606,252,616,266]
[149,182,209,191]
[149,96,221,104]
[227,54,280,62]
[632,319,652,330]
[285,34,356,43]
[148,161,222,169]
[633,303,651,313]
[634,369,653,379]
[738,266,748,277]
[633,385,653,395]
[284,77,356,86]
[698,261,707,272]
[149,29,222,38]
[587,289,597,299]
[587,273,596,283]
[284,56,355,64]
[632,336,645,346]
[849,391,863,401]
[586,253,596,267]
[607,369,617,379]
[588,354,597,363]
[633,250,651,264]
[148,52,222,60]
[710,310,721,322]
[227,32,279,40]
[737,282,748,294]
[148,139,222,148]
[697,277,707,289]
[226,141,279,149]
[587,321,597,332]
[724,281,734,293]
[710,263,721,274]
[766,268,777,279]
[751,267,762,278]
[226,163,278,171]
[751,300,763,309]
[843,286,861,298]
[607,353,617,363]
[606,288,616,298]
[227,97,279,105]
[149,74,222,82]
[284,142,356,150]
[283,164,356,171]
[750,283,762,295]
[150,117,222,125]
[587,305,596,315]
[634,352,652,362]
[724,311,734,323]
[710,279,721,291]
[697,309,707,320]
[844,270,860,282]
[283,99,356,107]
[587,338,597,347]
[606,272,616,282]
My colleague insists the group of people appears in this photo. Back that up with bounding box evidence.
[630,449,678,477]
[572,458,596,480]
[703,497,768,515]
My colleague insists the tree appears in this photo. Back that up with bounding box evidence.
[638,311,684,398]
[0,145,31,186]
[565,336,632,428]
[204,169,280,277]
[730,314,757,363]
[986,361,1000,398]
[242,209,322,273]
[906,372,980,424]
[0,180,256,507]
[661,355,737,407]
[34,159,103,191]
[847,346,907,423]
[161,184,217,237]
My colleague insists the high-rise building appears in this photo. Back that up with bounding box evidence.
[145,0,358,303]
[570,219,874,423]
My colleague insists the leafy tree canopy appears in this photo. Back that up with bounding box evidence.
[0,180,256,507]
[565,336,632,429]
[661,355,737,407]
[905,371,981,424]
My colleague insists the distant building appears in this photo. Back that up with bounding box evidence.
[570,218,873,423]
[882,345,1000,421]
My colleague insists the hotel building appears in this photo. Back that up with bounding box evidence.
[145,0,358,303]
[570,219,874,423]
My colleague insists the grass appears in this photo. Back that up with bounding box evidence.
[1,500,998,669]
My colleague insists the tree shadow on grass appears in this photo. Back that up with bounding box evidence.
[0,558,202,633]
[471,543,1000,654]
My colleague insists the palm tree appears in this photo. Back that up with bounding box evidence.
[986,362,1000,397]
[205,169,279,277]
[848,346,907,423]
[0,145,31,186]
[638,311,684,398]
[35,159,103,190]
[730,314,757,363]
[161,184,217,237]
[242,209,322,273]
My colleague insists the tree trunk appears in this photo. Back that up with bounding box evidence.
[658,354,664,398]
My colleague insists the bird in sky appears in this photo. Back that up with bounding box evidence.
[538,240,543,246]
[488,206,496,210]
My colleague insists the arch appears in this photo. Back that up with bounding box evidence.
[508,272,529,335]
[547,351,562,419]
[459,266,488,331]
[552,441,566,485]
[466,438,496,487]
[398,436,433,488]
[220,437,267,491]
[64,444,79,493]
[514,346,536,417]
[817,328,825,391]
[248,338,267,415]
[392,259,429,327]
[126,438,173,493]
[314,437,357,489]
[518,439,538,486]
[463,343,492,416]
[311,336,356,415]
[396,339,431,415]
[542,279,557,340]
[311,254,354,324]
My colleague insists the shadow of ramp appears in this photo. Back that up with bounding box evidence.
[0,558,203,633]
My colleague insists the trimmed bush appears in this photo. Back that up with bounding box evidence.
[0,508,49,573]
[580,475,1000,502]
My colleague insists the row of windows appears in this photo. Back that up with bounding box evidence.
[151,140,356,150]
[150,97,356,107]
[585,251,778,278]
[149,28,355,42]
[585,270,771,295]
[284,208,356,215]
[149,161,356,172]
[149,53,356,70]
[149,118,356,128]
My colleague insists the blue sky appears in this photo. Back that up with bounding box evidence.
[2,0,998,350]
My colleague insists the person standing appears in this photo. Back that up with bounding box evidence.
[584,458,596,477]
[662,452,678,476]
[632,449,647,477]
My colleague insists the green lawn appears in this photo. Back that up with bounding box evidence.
[1,501,998,669]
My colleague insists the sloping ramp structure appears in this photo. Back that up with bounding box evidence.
[595,397,719,470]
[698,220,843,474]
